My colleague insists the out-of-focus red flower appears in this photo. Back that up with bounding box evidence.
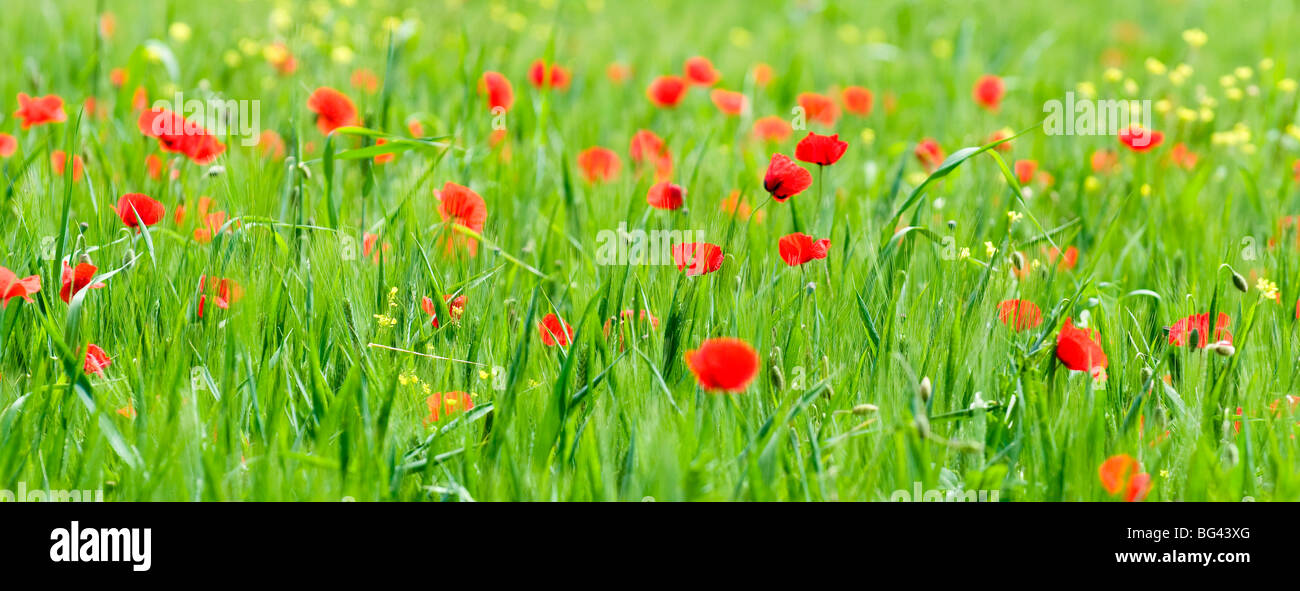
[51,151,85,181]
[109,68,127,88]
[538,313,575,347]
[1168,312,1232,348]
[306,87,358,135]
[629,129,673,180]
[841,86,873,116]
[1169,142,1197,169]
[647,75,687,108]
[1293,159,1300,183]
[1014,159,1038,185]
[425,391,474,424]
[264,42,297,75]
[258,130,286,160]
[407,119,424,138]
[436,182,488,256]
[480,71,514,112]
[672,242,724,276]
[710,89,747,116]
[778,232,830,266]
[362,233,391,264]
[753,116,792,143]
[576,146,621,183]
[1057,318,1108,377]
[421,294,467,328]
[972,74,1005,111]
[1099,454,1150,501]
[60,261,104,304]
[986,128,1014,152]
[138,108,226,164]
[1091,149,1119,174]
[193,211,235,244]
[84,343,111,376]
[646,181,684,210]
[684,337,759,392]
[794,132,848,166]
[1045,245,1079,270]
[528,60,571,91]
[683,56,720,86]
[351,68,380,94]
[0,133,15,158]
[13,93,66,129]
[606,62,632,84]
[145,154,163,180]
[797,92,838,126]
[1118,125,1164,152]
[763,153,813,202]
[116,193,165,228]
[603,309,659,350]
[752,63,774,87]
[915,138,945,172]
[721,190,765,224]
[99,12,116,39]
[0,266,41,307]
[131,86,148,112]
[997,299,1042,331]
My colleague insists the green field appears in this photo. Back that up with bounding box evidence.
[1,0,1299,501]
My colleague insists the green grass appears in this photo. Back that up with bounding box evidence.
[1,0,1299,501]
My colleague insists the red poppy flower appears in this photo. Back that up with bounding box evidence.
[997,299,1043,331]
[1045,245,1078,270]
[369,138,396,164]
[109,68,127,88]
[306,87,359,135]
[1099,454,1150,501]
[362,233,391,264]
[264,42,297,75]
[1056,318,1108,376]
[629,129,673,180]
[196,275,242,318]
[1014,159,1038,185]
[763,153,813,202]
[1118,126,1164,152]
[258,130,286,160]
[710,89,747,116]
[778,232,830,266]
[0,133,16,158]
[425,391,474,424]
[51,151,85,181]
[794,132,848,166]
[116,193,165,228]
[647,76,687,108]
[646,181,684,210]
[986,128,1014,152]
[672,242,724,276]
[684,337,759,392]
[193,211,231,244]
[421,294,467,328]
[797,92,838,126]
[752,116,792,143]
[1090,149,1119,174]
[721,190,765,224]
[83,343,112,376]
[436,182,488,256]
[576,147,621,183]
[538,313,575,347]
[407,119,424,138]
[683,56,720,86]
[841,86,873,116]
[0,266,40,307]
[137,108,226,164]
[915,138,945,172]
[60,261,105,304]
[1293,159,1300,183]
[751,63,774,87]
[1168,312,1232,348]
[13,93,67,130]
[350,68,380,94]
[528,60,571,91]
[1169,142,1197,169]
[972,74,1005,111]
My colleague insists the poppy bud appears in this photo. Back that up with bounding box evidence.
[768,346,785,392]
[78,252,93,265]
[913,413,930,437]
[805,282,816,293]
[852,403,878,415]
[1141,367,1154,382]
[79,222,89,233]
[1011,251,1025,271]
[947,220,957,230]
[1232,272,1249,293]
[919,376,932,402]
[123,249,136,269]
[1208,341,1235,357]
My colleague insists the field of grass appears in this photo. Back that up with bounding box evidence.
[1,0,1299,501]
